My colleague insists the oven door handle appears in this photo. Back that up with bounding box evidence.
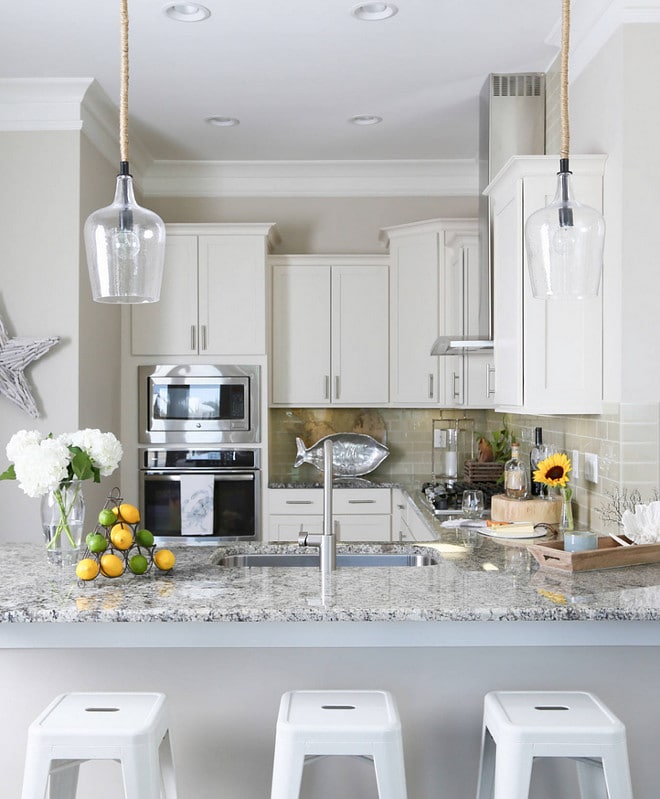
[143,472,256,480]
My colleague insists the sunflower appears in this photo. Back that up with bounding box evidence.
[533,452,572,487]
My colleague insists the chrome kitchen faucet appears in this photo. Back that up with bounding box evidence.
[298,439,336,573]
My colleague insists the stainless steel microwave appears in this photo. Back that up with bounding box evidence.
[138,364,260,444]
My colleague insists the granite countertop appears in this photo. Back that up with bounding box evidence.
[3,525,660,624]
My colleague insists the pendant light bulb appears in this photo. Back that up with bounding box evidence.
[524,0,605,300]
[84,0,166,304]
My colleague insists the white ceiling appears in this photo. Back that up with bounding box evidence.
[2,0,573,167]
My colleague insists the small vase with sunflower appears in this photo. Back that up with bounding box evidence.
[532,452,573,534]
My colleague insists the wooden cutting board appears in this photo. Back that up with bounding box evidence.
[491,494,562,524]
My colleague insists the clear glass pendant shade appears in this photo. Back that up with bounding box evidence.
[525,168,605,300]
[84,168,166,303]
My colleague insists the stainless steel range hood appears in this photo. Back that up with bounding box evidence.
[431,336,494,356]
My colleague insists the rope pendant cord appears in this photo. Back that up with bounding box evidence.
[119,0,129,165]
[560,0,570,163]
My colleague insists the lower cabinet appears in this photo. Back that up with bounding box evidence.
[393,489,432,542]
[268,488,392,542]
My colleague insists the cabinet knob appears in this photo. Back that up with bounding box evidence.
[335,375,340,400]
[452,371,461,400]
[324,375,330,400]
[486,363,496,397]
[428,373,434,399]
[190,325,196,351]
[201,325,207,351]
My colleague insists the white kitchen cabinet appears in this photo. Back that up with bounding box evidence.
[485,156,605,414]
[131,223,278,357]
[382,219,494,408]
[267,488,392,542]
[270,256,389,405]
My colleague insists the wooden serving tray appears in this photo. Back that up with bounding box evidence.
[529,537,660,572]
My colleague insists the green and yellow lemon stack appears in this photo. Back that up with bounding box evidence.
[75,495,175,581]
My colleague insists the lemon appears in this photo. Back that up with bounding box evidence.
[110,523,134,551]
[116,503,140,524]
[135,528,155,548]
[86,533,108,554]
[128,553,149,575]
[154,549,175,571]
[100,553,124,578]
[76,558,100,581]
[98,508,116,527]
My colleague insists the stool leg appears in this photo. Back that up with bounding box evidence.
[492,742,533,799]
[20,747,53,799]
[475,725,496,799]
[159,731,179,799]
[270,734,305,799]
[121,746,162,799]
[372,740,408,799]
[601,747,634,799]
[48,761,81,799]
[575,759,608,799]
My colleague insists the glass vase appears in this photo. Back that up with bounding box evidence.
[40,481,85,566]
[559,487,574,534]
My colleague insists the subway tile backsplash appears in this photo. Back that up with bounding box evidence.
[269,403,659,535]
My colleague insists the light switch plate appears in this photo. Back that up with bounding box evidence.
[585,453,599,484]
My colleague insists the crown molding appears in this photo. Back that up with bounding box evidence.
[545,0,660,78]
[141,158,479,198]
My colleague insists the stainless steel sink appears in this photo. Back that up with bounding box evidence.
[216,552,437,568]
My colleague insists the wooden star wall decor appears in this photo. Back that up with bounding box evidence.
[0,314,60,418]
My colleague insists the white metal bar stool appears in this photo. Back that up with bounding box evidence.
[270,690,407,799]
[21,692,177,799]
[476,690,633,799]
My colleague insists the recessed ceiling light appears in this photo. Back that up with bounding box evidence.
[163,4,211,22]
[349,114,383,126]
[351,2,398,21]
[206,116,240,127]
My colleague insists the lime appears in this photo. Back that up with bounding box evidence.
[110,523,134,551]
[98,508,117,527]
[135,528,155,548]
[128,553,149,574]
[100,553,124,578]
[86,533,108,554]
[116,503,140,524]
[76,558,100,581]
[153,549,175,571]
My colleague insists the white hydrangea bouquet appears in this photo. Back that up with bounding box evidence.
[0,429,122,552]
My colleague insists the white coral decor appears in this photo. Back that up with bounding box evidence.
[622,501,660,544]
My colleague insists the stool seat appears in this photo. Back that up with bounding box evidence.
[270,690,407,799]
[21,692,177,799]
[476,690,633,799]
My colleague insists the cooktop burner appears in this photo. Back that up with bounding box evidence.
[421,480,499,515]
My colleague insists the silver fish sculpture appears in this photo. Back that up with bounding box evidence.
[294,433,389,476]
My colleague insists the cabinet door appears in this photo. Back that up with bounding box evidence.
[332,265,389,404]
[334,515,391,542]
[268,515,323,542]
[199,235,266,355]
[492,189,524,407]
[131,235,199,356]
[389,234,439,403]
[271,265,331,404]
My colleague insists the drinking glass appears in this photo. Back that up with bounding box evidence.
[462,489,484,519]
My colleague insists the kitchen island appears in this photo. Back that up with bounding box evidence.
[3,515,660,798]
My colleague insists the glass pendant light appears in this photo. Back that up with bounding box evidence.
[525,0,605,300]
[84,0,165,303]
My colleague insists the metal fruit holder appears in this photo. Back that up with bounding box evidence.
[80,487,159,579]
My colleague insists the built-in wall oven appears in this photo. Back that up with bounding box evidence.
[139,448,260,544]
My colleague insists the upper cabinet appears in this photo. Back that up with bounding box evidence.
[131,223,278,357]
[270,255,389,406]
[485,156,605,414]
[381,218,494,408]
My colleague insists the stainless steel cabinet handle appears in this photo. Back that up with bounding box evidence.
[348,499,376,504]
[452,371,461,399]
[428,373,434,399]
[201,325,207,351]
[335,375,340,400]
[191,325,196,351]
[285,500,314,505]
[486,363,496,397]
[324,375,330,400]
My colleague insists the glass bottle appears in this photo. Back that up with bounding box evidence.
[504,443,529,500]
[529,427,546,497]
